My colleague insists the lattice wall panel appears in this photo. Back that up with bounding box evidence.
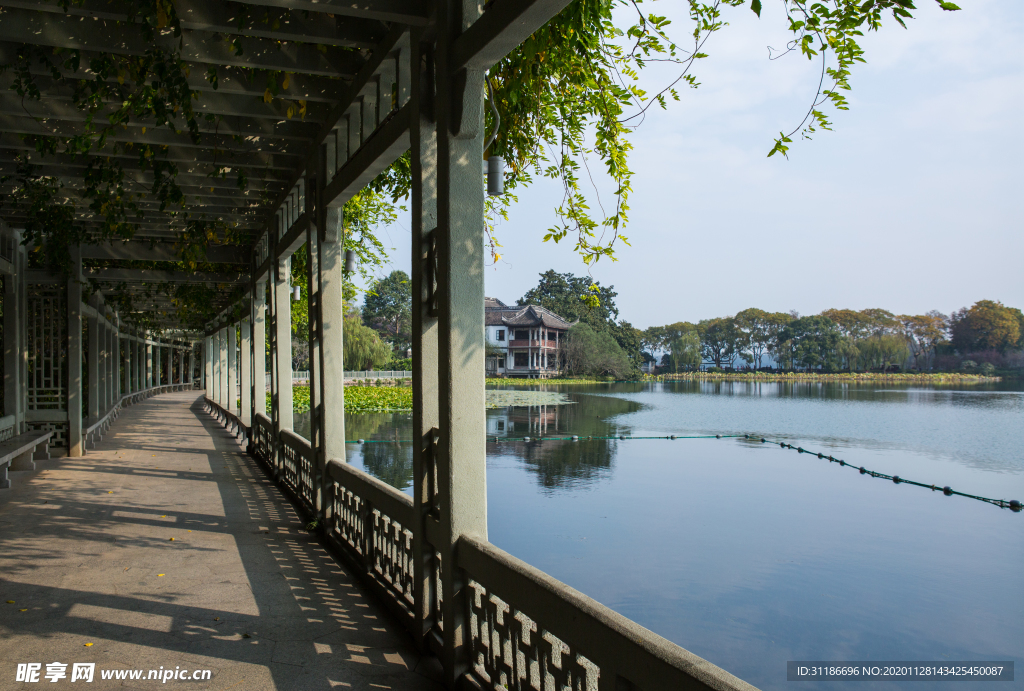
[27,421,68,451]
[27,285,67,411]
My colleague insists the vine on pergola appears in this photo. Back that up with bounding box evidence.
[0,0,959,316]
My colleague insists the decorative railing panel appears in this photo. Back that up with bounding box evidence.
[458,536,757,691]
[327,459,415,626]
[253,413,274,465]
[0,415,16,443]
[279,429,316,514]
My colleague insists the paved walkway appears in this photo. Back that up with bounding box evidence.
[0,392,442,690]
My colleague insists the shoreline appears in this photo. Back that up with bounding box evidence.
[487,372,1002,385]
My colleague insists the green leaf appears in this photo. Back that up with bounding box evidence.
[937,1,960,9]
[750,0,762,16]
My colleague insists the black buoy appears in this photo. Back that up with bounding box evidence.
[779,442,785,448]
[943,486,953,496]
[619,435,626,440]
[817,452,823,459]
[716,434,721,439]
[669,435,677,440]
[893,476,900,483]
[1010,500,1021,512]
[572,436,579,441]
[839,460,845,466]
[523,436,531,442]
[859,467,866,474]
[797,447,804,453]
[760,438,766,443]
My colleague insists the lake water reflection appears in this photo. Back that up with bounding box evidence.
[296,381,1024,690]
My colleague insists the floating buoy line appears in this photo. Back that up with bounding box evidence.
[746,435,1021,513]
[346,434,1021,513]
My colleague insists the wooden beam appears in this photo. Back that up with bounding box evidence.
[0,7,364,77]
[0,0,386,49]
[81,241,248,264]
[230,0,429,25]
[450,0,576,71]
[323,103,410,208]
[86,268,248,284]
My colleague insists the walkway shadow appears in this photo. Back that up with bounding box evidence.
[0,392,442,691]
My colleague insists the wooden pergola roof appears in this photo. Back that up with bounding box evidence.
[1,0,562,330]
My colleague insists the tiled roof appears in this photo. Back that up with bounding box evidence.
[484,301,575,330]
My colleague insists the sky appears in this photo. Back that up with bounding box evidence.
[360,0,1023,330]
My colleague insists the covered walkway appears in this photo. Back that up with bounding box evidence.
[0,391,441,690]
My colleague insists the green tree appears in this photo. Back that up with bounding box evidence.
[898,311,948,369]
[734,308,789,369]
[344,313,393,371]
[820,308,872,340]
[519,270,619,327]
[363,270,412,354]
[561,323,633,378]
[778,316,843,371]
[949,300,1022,354]
[698,318,739,369]
[669,328,702,373]
[641,325,668,362]
[857,333,911,371]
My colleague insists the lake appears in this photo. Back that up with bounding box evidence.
[297,381,1024,690]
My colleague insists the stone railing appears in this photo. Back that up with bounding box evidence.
[253,413,274,463]
[0,415,15,443]
[458,535,757,691]
[204,397,248,444]
[325,458,416,631]
[280,429,318,515]
[203,404,760,691]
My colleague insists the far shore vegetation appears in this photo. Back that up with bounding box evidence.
[285,268,1023,385]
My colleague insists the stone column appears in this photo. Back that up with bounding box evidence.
[204,336,213,399]
[154,342,161,387]
[409,29,441,649]
[321,209,345,462]
[218,328,229,407]
[104,322,112,407]
[87,302,101,421]
[274,257,293,431]
[165,343,172,389]
[253,283,267,419]
[240,319,252,426]
[146,340,153,389]
[3,230,24,432]
[228,325,238,413]
[136,339,143,391]
[67,246,84,457]
[114,329,121,400]
[434,4,489,680]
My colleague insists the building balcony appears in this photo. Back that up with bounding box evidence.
[507,339,558,348]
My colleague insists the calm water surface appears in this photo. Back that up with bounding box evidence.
[297,381,1024,690]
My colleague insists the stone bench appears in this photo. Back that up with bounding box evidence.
[0,430,54,489]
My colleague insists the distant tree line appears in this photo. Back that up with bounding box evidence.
[643,301,1024,375]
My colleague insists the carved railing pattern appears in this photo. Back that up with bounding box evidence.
[458,536,756,691]
[279,429,316,514]
[327,460,416,626]
[0,415,15,443]
[253,413,274,465]
[466,581,599,691]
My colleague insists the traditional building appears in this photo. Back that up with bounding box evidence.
[484,297,575,377]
